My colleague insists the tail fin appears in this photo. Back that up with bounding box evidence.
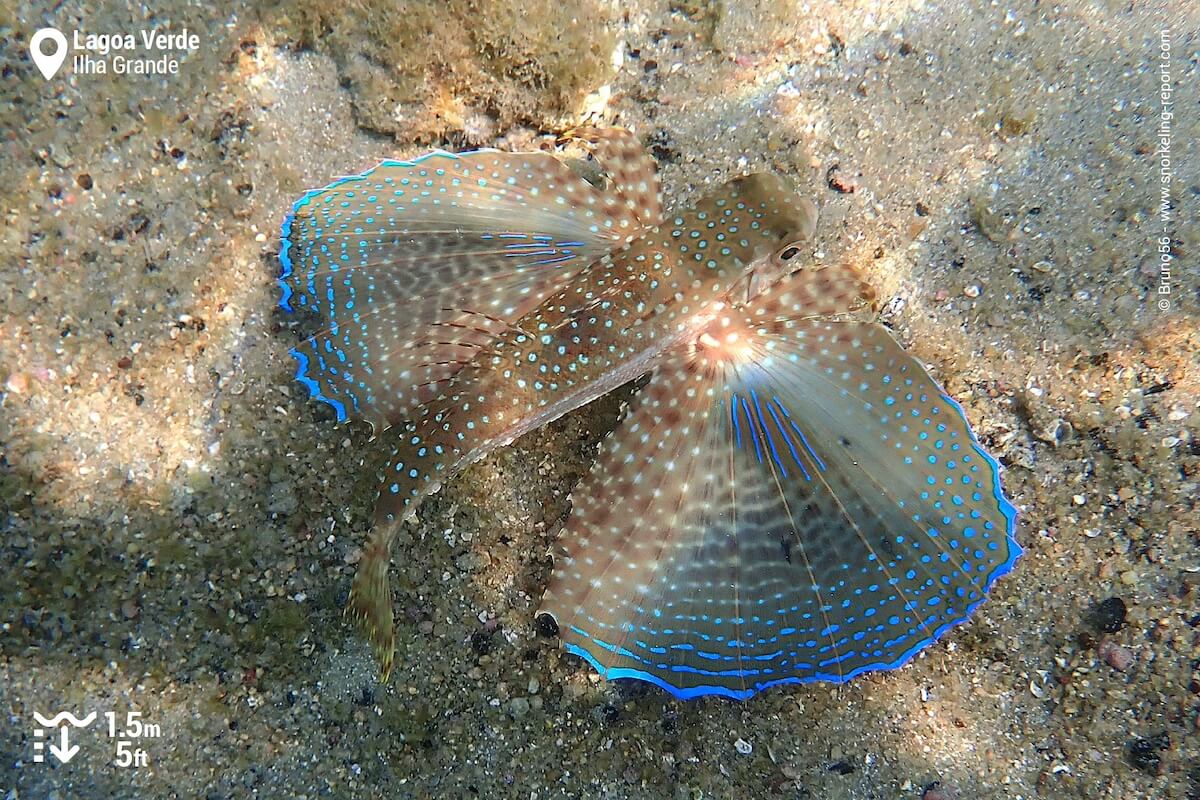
[346,520,399,681]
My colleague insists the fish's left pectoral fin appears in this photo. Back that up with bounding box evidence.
[541,305,1019,699]
[280,145,656,432]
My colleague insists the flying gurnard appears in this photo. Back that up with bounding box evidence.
[278,129,1019,700]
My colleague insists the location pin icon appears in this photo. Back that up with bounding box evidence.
[30,28,68,80]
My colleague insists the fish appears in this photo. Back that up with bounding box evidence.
[278,129,1020,698]
[347,171,819,681]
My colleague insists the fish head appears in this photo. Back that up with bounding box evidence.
[604,173,821,340]
[711,173,818,304]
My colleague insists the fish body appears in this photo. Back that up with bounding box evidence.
[373,174,819,521]
[279,129,1019,697]
[352,174,819,676]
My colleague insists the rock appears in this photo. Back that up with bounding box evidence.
[1097,638,1135,672]
[507,697,530,718]
[1092,597,1128,633]
[1128,732,1169,773]
[923,782,957,800]
[266,481,298,515]
[5,372,29,394]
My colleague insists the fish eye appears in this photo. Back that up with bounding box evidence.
[776,245,801,262]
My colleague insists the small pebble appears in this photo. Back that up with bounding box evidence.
[963,285,981,298]
[922,782,956,800]
[5,372,29,394]
[535,614,559,637]
[470,629,493,655]
[734,737,753,755]
[1097,638,1134,672]
[826,164,856,193]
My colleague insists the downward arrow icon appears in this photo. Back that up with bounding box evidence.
[48,726,79,764]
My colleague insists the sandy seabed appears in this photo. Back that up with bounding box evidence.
[1,0,1197,798]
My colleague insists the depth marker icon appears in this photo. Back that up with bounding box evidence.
[31,711,95,765]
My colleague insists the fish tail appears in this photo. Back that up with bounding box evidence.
[346,518,400,681]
